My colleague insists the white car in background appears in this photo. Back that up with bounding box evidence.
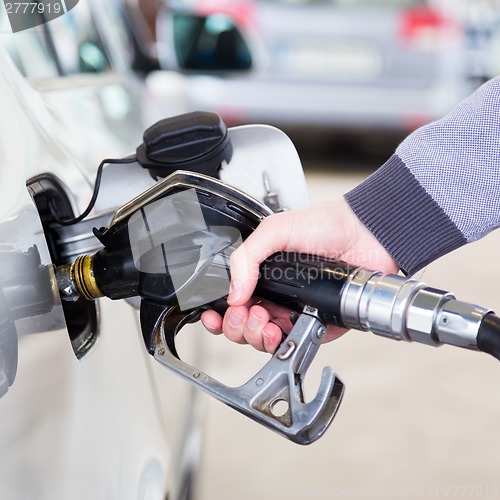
[158,0,484,134]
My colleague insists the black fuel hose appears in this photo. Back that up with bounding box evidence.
[477,313,500,361]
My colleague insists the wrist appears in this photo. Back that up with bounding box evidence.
[344,154,465,275]
[339,199,399,275]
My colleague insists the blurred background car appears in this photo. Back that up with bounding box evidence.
[154,0,498,140]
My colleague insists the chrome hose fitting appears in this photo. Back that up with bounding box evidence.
[340,268,491,350]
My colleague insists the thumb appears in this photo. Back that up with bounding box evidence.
[227,214,292,306]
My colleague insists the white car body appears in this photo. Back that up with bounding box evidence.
[0,2,200,499]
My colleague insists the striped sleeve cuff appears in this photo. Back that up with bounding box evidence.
[344,154,466,276]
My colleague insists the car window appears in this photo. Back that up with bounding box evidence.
[0,2,112,78]
[0,8,60,78]
[48,2,112,75]
[173,12,253,71]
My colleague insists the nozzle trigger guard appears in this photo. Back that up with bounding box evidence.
[150,304,345,445]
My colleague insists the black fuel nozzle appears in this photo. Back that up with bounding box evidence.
[52,172,350,445]
[53,171,355,352]
[52,168,500,449]
[54,171,500,363]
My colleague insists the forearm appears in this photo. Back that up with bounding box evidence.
[345,77,500,275]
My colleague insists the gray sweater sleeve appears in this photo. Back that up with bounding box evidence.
[344,77,500,276]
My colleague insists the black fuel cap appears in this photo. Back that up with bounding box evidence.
[136,111,232,180]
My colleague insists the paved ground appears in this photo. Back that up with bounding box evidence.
[196,150,500,500]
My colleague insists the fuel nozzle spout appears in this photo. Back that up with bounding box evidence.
[56,255,104,302]
[56,244,143,304]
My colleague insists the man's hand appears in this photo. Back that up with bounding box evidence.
[201,200,398,353]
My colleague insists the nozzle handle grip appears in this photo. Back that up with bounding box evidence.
[210,252,353,327]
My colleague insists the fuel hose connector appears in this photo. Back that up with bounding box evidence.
[340,268,492,351]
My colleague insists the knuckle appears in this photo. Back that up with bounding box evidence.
[222,316,246,344]
[229,250,240,268]
[243,330,265,352]
[224,329,246,344]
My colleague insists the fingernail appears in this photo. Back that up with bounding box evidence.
[204,322,218,333]
[247,311,261,331]
[262,326,276,354]
[228,310,244,328]
[227,281,242,304]
[262,325,271,344]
